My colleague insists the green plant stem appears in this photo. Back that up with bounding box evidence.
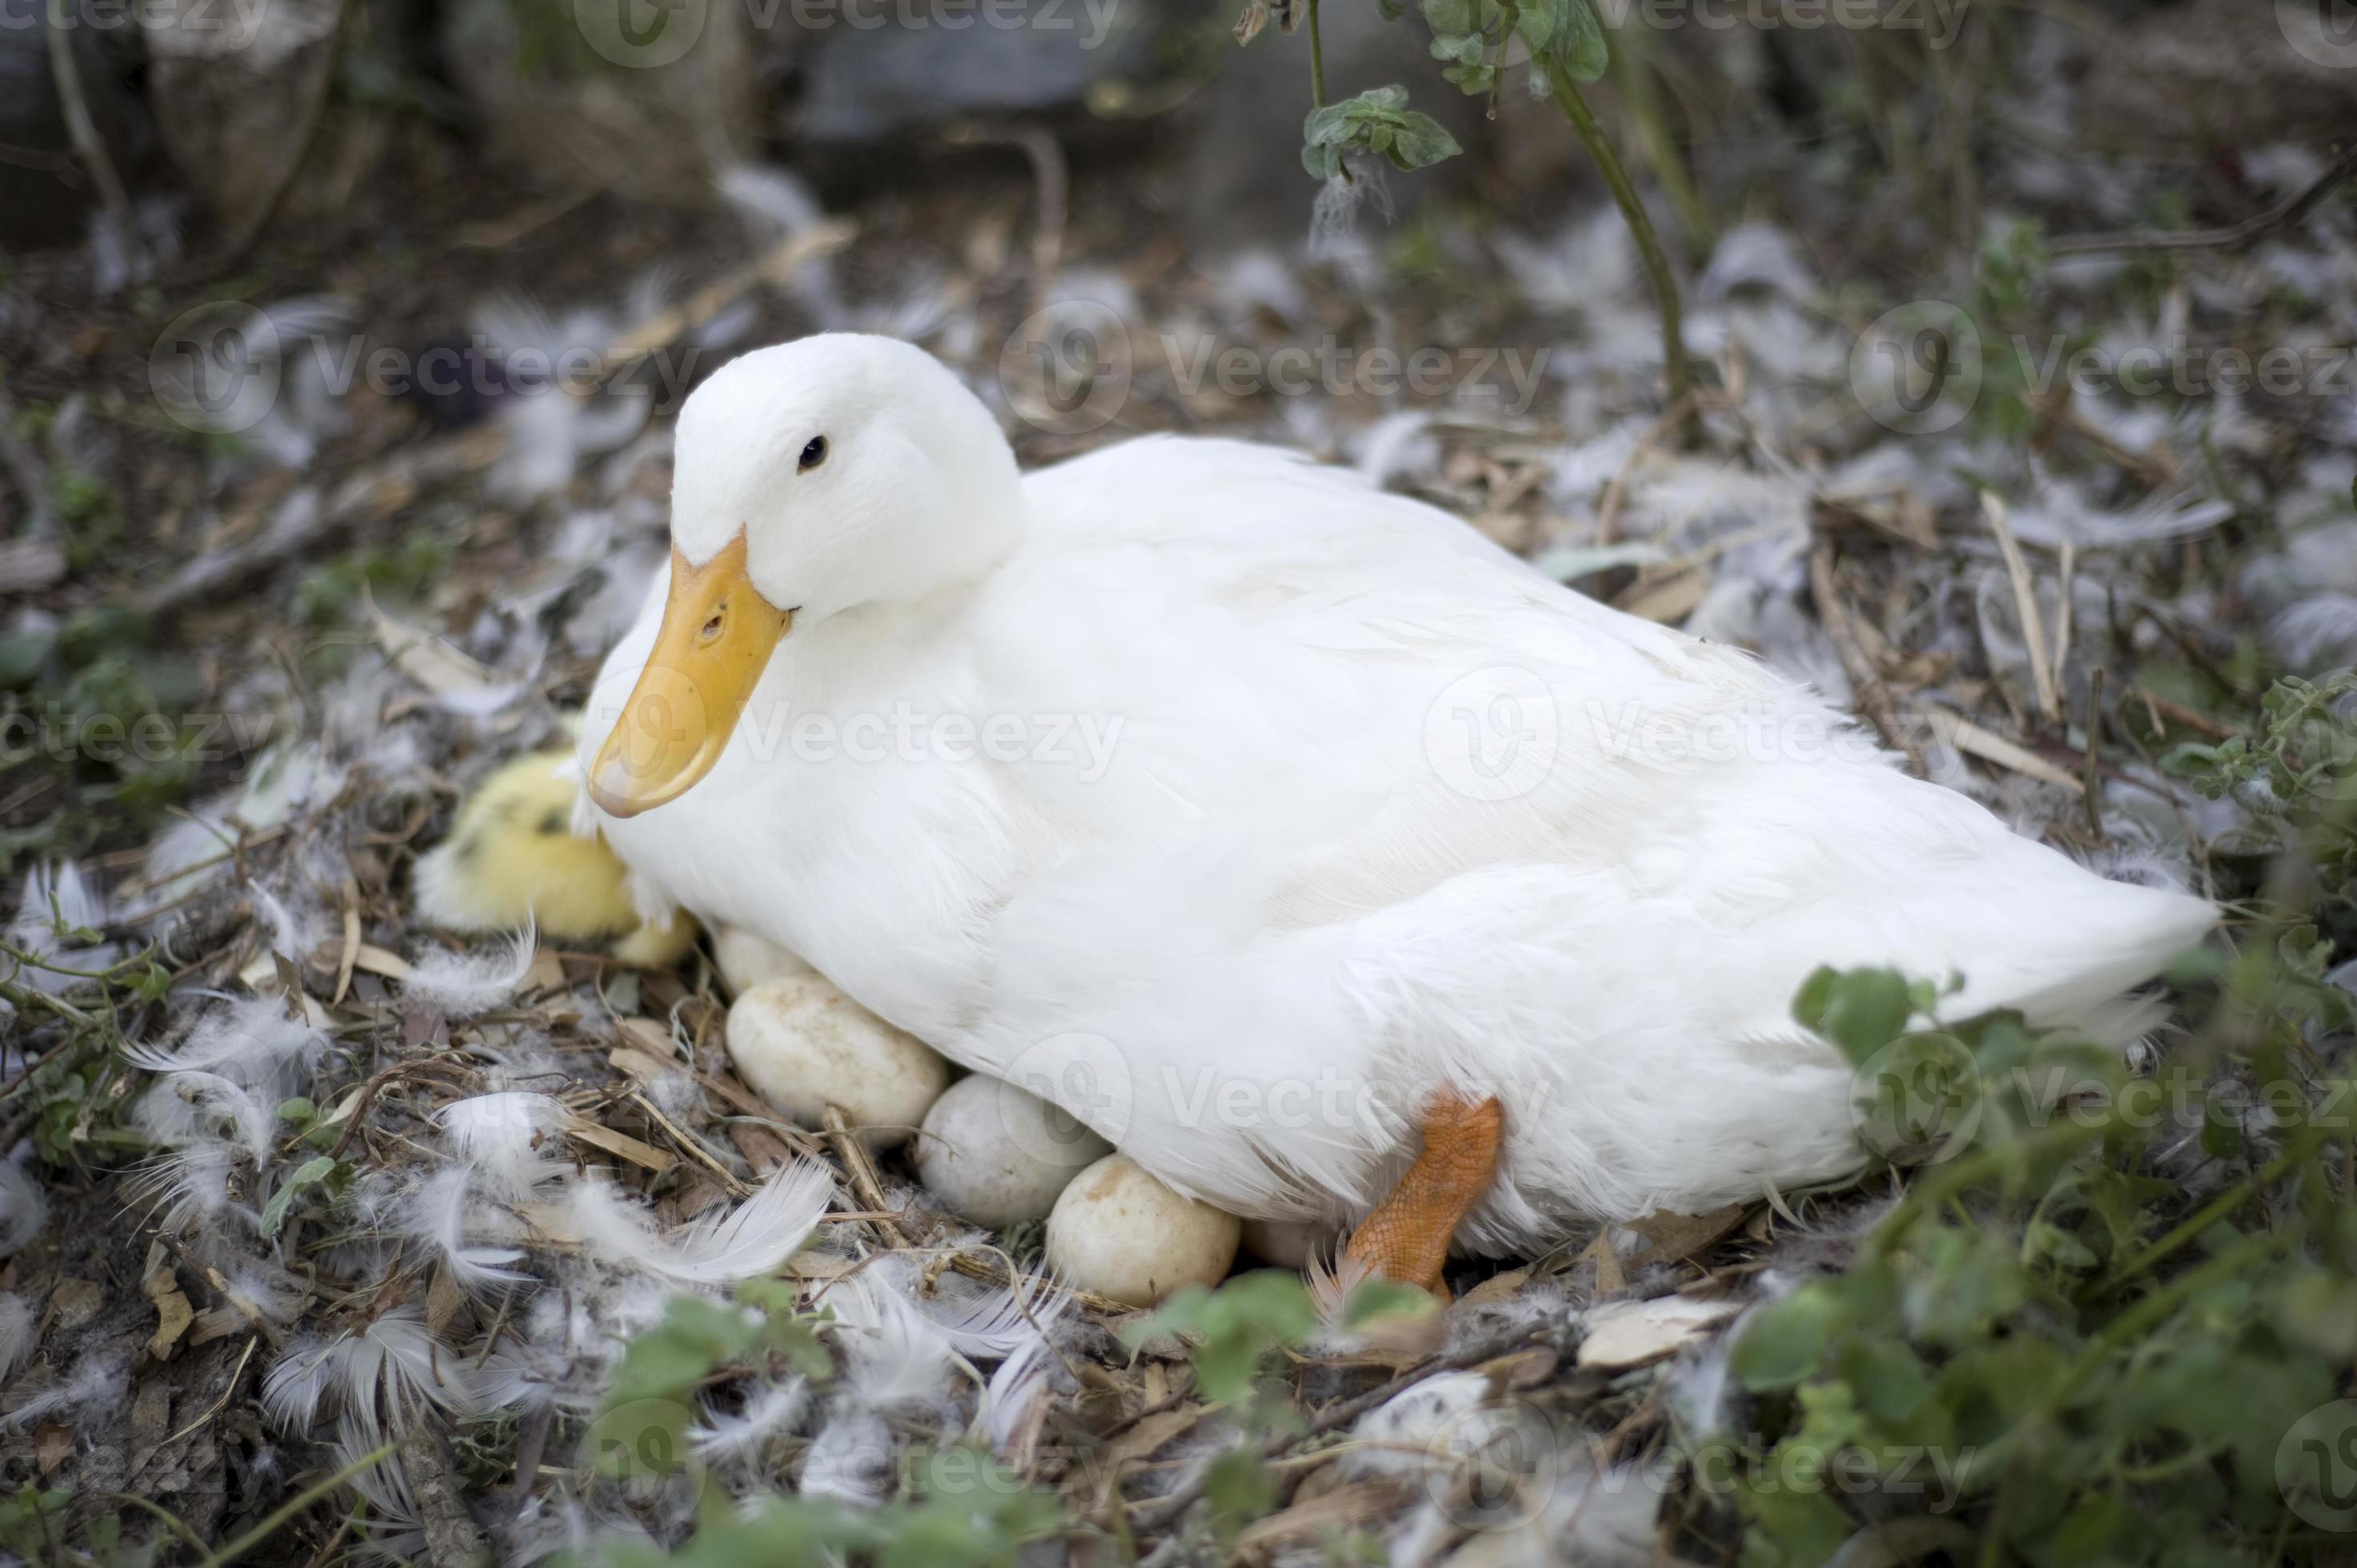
[1305,0,1326,108]
[202,1443,394,1568]
[2089,1142,2307,1299]
[103,1493,207,1557]
[1611,39,1709,257]
[1864,1121,2099,1263]
[1541,59,1692,413]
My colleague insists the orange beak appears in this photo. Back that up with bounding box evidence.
[588,534,791,818]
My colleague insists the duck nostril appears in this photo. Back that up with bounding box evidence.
[700,611,725,642]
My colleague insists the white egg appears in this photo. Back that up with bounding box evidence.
[725,974,947,1150]
[1045,1154,1240,1308]
[914,1074,1110,1227]
[710,924,812,994]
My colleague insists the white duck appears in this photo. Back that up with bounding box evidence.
[576,334,2213,1290]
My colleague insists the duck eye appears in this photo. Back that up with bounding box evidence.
[798,435,828,471]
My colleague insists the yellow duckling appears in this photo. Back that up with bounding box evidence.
[414,750,697,968]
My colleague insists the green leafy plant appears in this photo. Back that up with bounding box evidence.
[1269,0,1691,406]
[1302,86,1463,178]
[1709,931,2355,1566]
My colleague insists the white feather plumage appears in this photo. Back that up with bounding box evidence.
[134,1070,274,1166]
[433,1092,566,1195]
[0,1295,36,1382]
[400,926,537,1018]
[0,1154,45,1256]
[562,1159,833,1284]
[579,335,2218,1257]
[404,1167,532,1293]
[126,994,326,1090]
[690,1378,808,1463]
[4,1351,128,1430]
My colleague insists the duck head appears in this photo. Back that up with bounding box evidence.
[588,334,1026,818]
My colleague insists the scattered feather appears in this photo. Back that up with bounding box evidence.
[403,1167,533,1293]
[123,1142,250,1234]
[4,1351,128,1430]
[434,1092,566,1195]
[401,926,537,1018]
[134,1071,274,1166]
[0,1296,34,1382]
[126,994,326,1090]
[0,1154,44,1257]
[564,1159,833,1284]
[689,1378,808,1464]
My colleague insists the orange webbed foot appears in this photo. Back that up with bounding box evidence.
[1339,1091,1504,1299]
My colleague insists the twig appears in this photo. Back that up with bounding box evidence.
[202,1442,396,1568]
[137,427,508,618]
[1595,390,1697,542]
[396,1420,491,1568]
[2051,540,2076,682]
[599,221,857,372]
[1127,1324,1558,1535]
[1933,709,2085,796]
[2050,144,2357,257]
[214,0,349,266]
[2081,666,2107,841]
[942,126,1066,309]
[1808,537,1926,776]
[1305,0,1327,106]
[1542,59,1691,417]
[162,1334,259,1446]
[942,1248,1130,1318]
[0,381,53,538]
[820,1103,913,1249]
[44,0,146,279]
[630,1090,751,1198]
[1979,492,2059,724]
[2124,685,2239,742]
